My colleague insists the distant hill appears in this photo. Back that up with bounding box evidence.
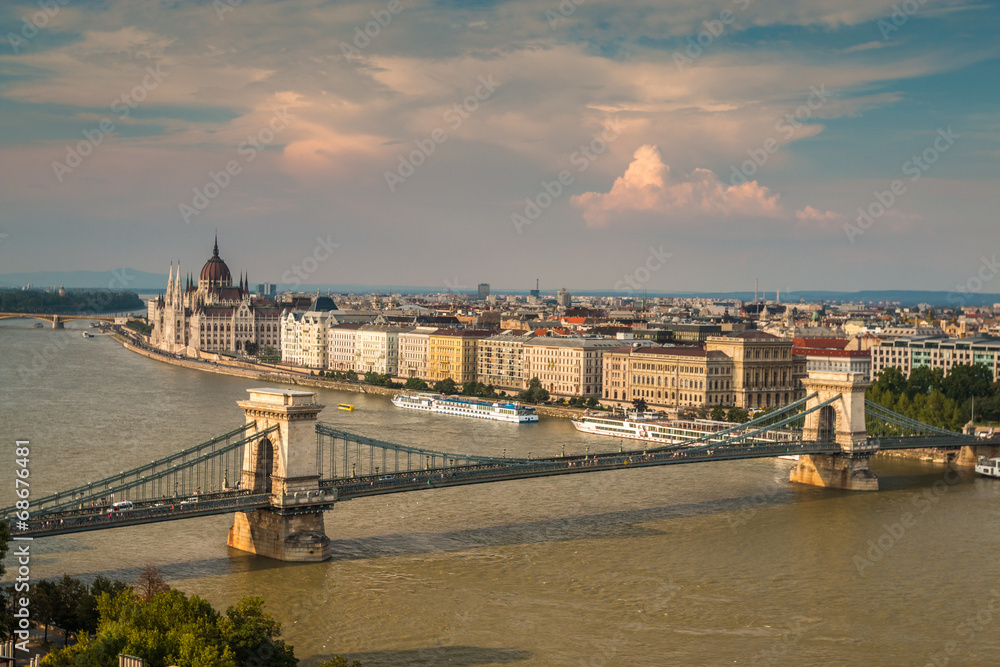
[0,271,996,307]
[0,269,167,291]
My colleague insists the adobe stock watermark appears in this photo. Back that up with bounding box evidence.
[280,235,341,290]
[384,74,501,192]
[615,246,672,295]
[213,0,244,21]
[179,107,294,224]
[444,276,469,293]
[7,0,69,54]
[340,0,410,57]
[878,0,929,40]
[925,589,1000,667]
[672,0,751,72]
[843,126,959,244]
[510,117,626,234]
[852,466,961,576]
[728,85,830,187]
[748,620,807,666]
[947,253,1000,308]
[546,0,586,29]
[52,64,169,182]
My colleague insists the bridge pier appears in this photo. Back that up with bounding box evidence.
[790,454,879,491]
[227,388,332,562]
[51,315,63,329]
[790,371,880,491]
[228,509,330,562]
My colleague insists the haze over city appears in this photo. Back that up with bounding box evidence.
[0,0,997,293]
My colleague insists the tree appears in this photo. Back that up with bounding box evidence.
[404,377,428,390]
[78,576,131,635]
[318,658,363,667]
[872,366,907,397]
[710,405,727,421]
[52,575,89,645]
[941,363,993,404]
[517,377,549,404]
[907,366,943,398]
[34,579,58,643]
[631,397,648,413]
[586,397,599,409]
[135,564,171,602]
[433,377,458,395]
[42,588,297,667]
[220,597,297,667]
[726,407,750,423]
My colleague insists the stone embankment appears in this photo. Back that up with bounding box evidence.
[113,334,587,418]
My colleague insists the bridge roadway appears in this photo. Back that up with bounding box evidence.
[14,433,993,538]
[12,439,845,537]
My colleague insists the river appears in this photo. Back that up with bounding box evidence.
[3,321,1000,666]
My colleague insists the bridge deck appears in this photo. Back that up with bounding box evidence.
[11,441,841,537]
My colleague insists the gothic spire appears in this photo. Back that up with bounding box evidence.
[213,230,219,258]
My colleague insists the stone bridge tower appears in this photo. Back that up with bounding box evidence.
[227,388,332,561]
[789,370,879,491]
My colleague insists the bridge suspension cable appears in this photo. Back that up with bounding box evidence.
[639,392,818,454]
[864,400,972,439]
[315,424,527,482]
[2,423,276,518]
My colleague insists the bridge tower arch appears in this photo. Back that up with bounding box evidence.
[227,388,332,561]
[790,370,880,491]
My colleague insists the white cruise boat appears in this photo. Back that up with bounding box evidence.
[975,456,1000,478]
[391,392,539,423]
[571,411,798,447]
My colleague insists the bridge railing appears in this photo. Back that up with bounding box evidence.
[9,491,272,538]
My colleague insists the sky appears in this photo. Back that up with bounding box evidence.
[0,0,998,295]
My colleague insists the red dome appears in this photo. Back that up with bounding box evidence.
[200,237,232,285]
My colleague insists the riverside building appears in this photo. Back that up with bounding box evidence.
[522,337,621,398]
[870,336,1000,381]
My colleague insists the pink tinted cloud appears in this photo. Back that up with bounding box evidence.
[795,205,843,223]
[571,144,784,226]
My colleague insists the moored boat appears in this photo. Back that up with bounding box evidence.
[571,410,798,447]
[391,392,538,423]
[975,456,1000,478]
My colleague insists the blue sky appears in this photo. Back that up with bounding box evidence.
[0,0,997,294]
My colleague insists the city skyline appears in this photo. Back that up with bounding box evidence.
[0,1,998,293]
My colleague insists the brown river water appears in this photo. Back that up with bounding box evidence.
[2,322,1000,666]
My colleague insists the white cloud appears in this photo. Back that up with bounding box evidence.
[571,144,784,226]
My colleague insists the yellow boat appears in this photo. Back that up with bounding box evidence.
[338,404,355,412]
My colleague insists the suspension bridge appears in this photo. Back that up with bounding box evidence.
[5,371,997,561]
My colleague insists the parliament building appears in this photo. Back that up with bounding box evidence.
[148,237,281,356]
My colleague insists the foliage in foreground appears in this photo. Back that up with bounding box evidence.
[41,591,297,667]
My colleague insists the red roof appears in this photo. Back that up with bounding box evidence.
[793,337,849,350]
